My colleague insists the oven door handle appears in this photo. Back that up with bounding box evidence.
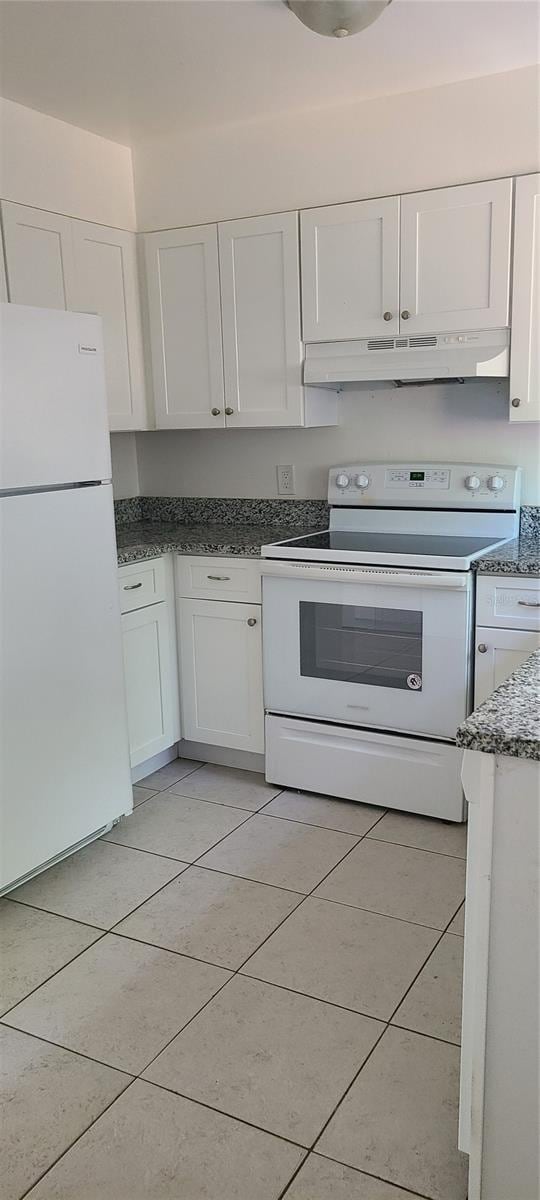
[261,561,470,590]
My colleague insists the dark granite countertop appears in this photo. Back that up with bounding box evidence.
[474,532,540,576]
[457,650,540,761]
[116,521,322,565]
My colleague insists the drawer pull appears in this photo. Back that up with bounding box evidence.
[207,574,231,581]
[247,617,257,627]
[517,600,540,608]
[124,582,143,590]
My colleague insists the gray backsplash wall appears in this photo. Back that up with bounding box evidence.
[132,385,540,505]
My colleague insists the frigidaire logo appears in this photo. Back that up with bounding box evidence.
[78,344,97,354]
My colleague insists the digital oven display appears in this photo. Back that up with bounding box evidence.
[409,471,425,481]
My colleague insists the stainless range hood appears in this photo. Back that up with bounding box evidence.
[304,328,510,385]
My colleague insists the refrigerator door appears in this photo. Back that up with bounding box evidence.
[0,483,132,891]
[0,303,112,491]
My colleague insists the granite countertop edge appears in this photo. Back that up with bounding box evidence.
[472,532,540,577]
[456,650,540,761]
[115,522,323,565]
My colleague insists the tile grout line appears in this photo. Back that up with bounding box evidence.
[0,1019,137,1080]
[278,878,468,1167]
[2,895,109,932]
[364,832,467,860]
[295,1151,438,1200]
[97,809,392,1149]
[0,929,111,1022]
[17,1074,139,1200]
[384,897,467,1028]
[7,765,466,1199]
[137,760,206,792]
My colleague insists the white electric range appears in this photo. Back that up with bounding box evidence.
[261,462,521,821]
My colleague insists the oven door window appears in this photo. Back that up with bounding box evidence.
[299,601,423,691]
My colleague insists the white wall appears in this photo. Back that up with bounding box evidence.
[136,382,540,505]
[0,98,136,229]
[133,66,539,229]
[110,433,140,498]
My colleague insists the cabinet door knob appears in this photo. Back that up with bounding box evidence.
[477,643,488,653]
[225,407,234,416]
[401,309,410,320]
[383,311,393,322]
[511,397,521,408]
[247,617,257,627]
[211,408,221,416]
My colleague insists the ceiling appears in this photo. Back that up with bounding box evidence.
[0,0,538,146]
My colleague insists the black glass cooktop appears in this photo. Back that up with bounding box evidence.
[275,531,500,556]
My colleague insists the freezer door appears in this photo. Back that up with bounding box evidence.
[0,484,132,890]
[0,303,111,490]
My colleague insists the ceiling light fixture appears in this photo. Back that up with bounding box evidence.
[285,0,392,38]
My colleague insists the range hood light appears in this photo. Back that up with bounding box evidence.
[285,1,392,38]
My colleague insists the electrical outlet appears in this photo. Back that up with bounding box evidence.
[277,464,296,495]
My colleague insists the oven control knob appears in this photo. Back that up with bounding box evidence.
[336,473,350,489]
[487,475,505,492]
[355,474,370,490]
[464,474,481,492]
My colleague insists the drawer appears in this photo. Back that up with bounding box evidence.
[118,558,167,612]
[176,555,261,602]
[476,574,540,630]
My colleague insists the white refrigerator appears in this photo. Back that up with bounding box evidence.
[0,303,133,892]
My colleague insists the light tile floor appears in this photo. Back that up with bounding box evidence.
[1,759,468,1200]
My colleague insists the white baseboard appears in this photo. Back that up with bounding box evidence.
[131,743,179,783]
[178,739,265,774]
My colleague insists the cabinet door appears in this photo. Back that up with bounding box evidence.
[121,601,179,768]
[300,197,400,341]
[400,179,512,333]
[219,211,304,427]
[509,173,540,423]
[144,226,224,428]
[72,222,148,431]
[178,599,264,753]
[475,626,540,706]
[2,200,76,309]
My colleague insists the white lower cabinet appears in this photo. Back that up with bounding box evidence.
[177,596,264,754]
[119,558,180,769]
[474,574,540,705]
[475,626,540,705]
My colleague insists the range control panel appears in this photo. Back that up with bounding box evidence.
[328,463,521,509]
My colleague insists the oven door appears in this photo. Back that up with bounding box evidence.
[262,562,473,739]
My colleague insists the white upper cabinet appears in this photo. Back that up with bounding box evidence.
[301,197,400,341]
[219,211,305,427]
[72,222,147,431]
[2,201,76,310]
[400,179,512,333]
[509,173,540,423]
[2,202,148,431]
[144,225,225,429]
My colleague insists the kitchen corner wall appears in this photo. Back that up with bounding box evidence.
[135,384,540,504]
[0,98,136,228]
[110,434,140,498]
[128,63,540,508]
[132,65,539,229]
